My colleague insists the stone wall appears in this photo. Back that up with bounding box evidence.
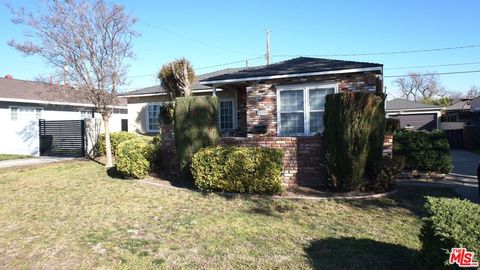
[246,83,277,136]
[219,136,325,187]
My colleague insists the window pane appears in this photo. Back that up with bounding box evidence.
[11,108,18,121]
[309,88,334,110]
[220,100,234,130]
[280,90,303,112]
[148,104,161,131]
[310,112,324,134]
[280,113,304,134]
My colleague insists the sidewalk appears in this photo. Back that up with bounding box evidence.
[0,157,75,169]
[398,179,479,204]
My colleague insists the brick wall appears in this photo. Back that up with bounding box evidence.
[246,83,277,136]
[219,136,325,186]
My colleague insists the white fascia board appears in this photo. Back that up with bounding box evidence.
[0,97,127,109]
[200,66,383,85]
[386,107,442,113]
[121,93,167,98]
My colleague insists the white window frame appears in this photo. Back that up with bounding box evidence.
[80,110,94,119]
[277,83,337,136]
[10,106,43,121]
[146,102,162,133]
[218,97,237,131]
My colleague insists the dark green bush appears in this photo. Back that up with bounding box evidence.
[97,131,139,156]
[371,156,403,192]
[394,130,452,173]
[116,136,155,179]
[175,96,219,178]
[191,146,284,194]
[324,92,385,192]
[421,197,480,269]
[386,118,401,133]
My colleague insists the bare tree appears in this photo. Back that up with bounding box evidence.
[8,0,138,167]
[158,58,195,100]
[466,85,480,99]
[394,72,445,102]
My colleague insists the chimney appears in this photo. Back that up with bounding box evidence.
[4,75,13,79]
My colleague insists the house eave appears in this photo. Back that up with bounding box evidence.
[200,66,383,85]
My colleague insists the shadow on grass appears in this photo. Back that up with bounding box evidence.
[305,237,420,270]
[344,185,459,217]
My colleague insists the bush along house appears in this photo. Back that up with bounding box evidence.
[123,57,383,187]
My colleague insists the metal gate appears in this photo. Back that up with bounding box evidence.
[39,120,85,157]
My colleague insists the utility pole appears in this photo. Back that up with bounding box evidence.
[266,28,271,65]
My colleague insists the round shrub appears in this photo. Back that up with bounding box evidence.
[97,132,140,156]
[115,137,155,179]
[191,146,284,194]
[371,156,402,192]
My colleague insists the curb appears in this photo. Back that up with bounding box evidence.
[138,180,398,201]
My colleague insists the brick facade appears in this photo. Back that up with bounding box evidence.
[246,83,278,136]
[219,136,325,186]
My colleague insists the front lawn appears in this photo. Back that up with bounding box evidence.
[0,154,32,161]
[0,161,458,269]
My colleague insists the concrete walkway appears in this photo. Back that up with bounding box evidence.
[450,149,480,177]
[398,180,479,204]
[0,157,75,169]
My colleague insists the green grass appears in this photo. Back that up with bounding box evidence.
[0,161,458,269]
[0,154,32,161]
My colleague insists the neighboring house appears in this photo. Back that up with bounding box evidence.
[124,57,383,186]
[386,99,442,131]
[0,75,128,156]
[441,98,477,130]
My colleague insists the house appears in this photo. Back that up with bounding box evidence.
[441,98,477,130]
[386,99,442,131]
[124,57,383,186]
[0,75,128,156]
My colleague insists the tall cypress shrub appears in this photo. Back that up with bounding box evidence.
[174,96,219,178]
[324,92,385,191]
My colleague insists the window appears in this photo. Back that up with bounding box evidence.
[80,110,93,119]
[219,99,236,130]
[278,84,336,135]
[10,106,43,121]
[147,103,161,132]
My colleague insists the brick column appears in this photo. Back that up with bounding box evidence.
[160,124,178,176]
[246,83,277,136]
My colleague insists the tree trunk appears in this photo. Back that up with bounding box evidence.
[102,114,113,168]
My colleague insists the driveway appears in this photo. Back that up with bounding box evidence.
[450,149,480,177]
[0,157,75,169]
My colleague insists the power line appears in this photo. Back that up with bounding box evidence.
[385,61,480,70]
[140,20,245,54]
[272,44,480,58]
[384,70,480,78]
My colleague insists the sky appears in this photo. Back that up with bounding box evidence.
[1,0,480,98]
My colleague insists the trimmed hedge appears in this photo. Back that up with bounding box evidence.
[97,131,139,156]
[324,92,385,192]
[394,130,452,173]
[191,146,284,194]
[175,96,219,178]
[116,136,155,179]
[421,197,480,269]
[370,156,403,192]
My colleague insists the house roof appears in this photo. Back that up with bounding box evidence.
[445,99,471,111]
[200,57,383,84]
[0,77,127,106]
[386,99,441,111]
[121,68,244,97]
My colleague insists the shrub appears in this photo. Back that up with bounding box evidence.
[421,197,480,269]
[97,131,139,156]
[175,96,219,178]
[370,156,403,192]
[394,130,452,173]
[191,146,284,194]
[386,118,401,134]
[324,92,385,192]
[115,136,155,179]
